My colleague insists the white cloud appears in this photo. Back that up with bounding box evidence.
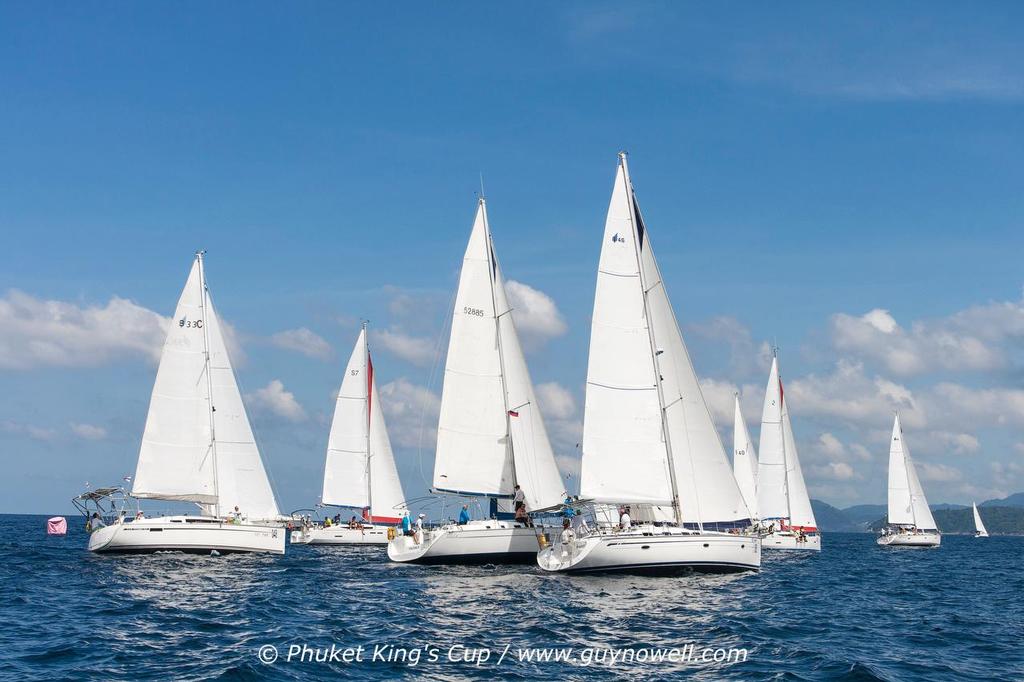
[928,383,1024,429]
[917,462,963,483]
[373,329,436,367]
[0,290,168,370]
[270,328,332,361]
[505,280,568,349]
[830,298,1024,376]
[245,380,307,422]
[378,378,441,449]
[936,432,980,455]
[811,461,857,481]
[698,377,742,428]
[535,382,576,420]
[1,420,57,441]
[70,423,107,440]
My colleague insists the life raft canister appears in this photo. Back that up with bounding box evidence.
[387,527,396,541]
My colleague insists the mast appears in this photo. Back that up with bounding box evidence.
[363,321,372,519]
[195,250,219,517]
[620,152,685,527]
[481,198,518,491]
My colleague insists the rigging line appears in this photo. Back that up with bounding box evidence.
[416,276,458,492]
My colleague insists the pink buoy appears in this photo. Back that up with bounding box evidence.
[47,516,67,535]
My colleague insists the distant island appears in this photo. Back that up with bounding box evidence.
[810,492,1024,535]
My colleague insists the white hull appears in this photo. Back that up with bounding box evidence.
[877,530,941,547]
[88,516,285,555]
[388,520,542,564]
[290,524,390,545]
[975,532,989,538]
[537,526,760,574]
[761,530,821,552]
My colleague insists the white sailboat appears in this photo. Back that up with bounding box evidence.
[79,252,285,554]
[877,413,940,547]
[755,353,820,551]
[388,197,567,564]
[536,153,760,574]
[972,502,989,538]
[733,394,759,521]
[291,325,405,545]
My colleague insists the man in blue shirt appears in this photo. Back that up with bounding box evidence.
[458,504,470,525]
[401,511,413,536]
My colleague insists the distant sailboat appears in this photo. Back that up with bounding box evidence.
[973,502,989,538]
[733,394,759,521]
[877,413,940,547]
[756,352,820,551]
[387,196,567,564]
[75,252,285,554]
[536,153,759,574]
[291,324,405,545]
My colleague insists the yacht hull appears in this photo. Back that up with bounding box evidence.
[537,528,760,574]
[290,525,389,545]
[387,521,542,564]
[87,516,285,555]
[877,530,941,547]
[761,530,821,552]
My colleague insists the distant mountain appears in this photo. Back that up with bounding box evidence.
[866,505,1024,535]
[981,492,1024,508]
[841,504,886,529]
[810,500,862,532]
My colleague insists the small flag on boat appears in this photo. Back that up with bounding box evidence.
[508,410,519,417]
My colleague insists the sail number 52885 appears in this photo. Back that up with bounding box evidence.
[463,307,485,317]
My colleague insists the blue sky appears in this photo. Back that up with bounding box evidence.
[2,3,1023,514]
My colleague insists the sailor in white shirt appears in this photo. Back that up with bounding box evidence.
[619,506,632,531]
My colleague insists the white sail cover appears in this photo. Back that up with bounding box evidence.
[322,329,405,522]
[133,255,280,520]
[886,414,936,530]
[781,389,816,530]
[972,502,988,536]
[580,161,673,506]
[757,356,789,521]
[433,200,565,511]
[733,395,759,520]
[580,156,750,524]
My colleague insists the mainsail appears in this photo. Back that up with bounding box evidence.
[432,199,566,512]
[322,326,405,523]
[579,154,750,525]
[132,253,280,520]
[733,395,759,520]
[886,413,937,530]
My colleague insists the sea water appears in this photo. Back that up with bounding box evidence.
[2,514,1021,680]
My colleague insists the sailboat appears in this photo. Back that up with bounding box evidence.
[291,324,405,545]
[77,252,285,554]
[972,502,989,538]
[733,394,759,521]
[756,352,821,550]
[387,196,567,564]
[536,153,760,574]
[877,413,940,547]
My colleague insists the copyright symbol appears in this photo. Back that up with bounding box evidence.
[258,645,278,664]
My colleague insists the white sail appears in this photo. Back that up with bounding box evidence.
[433,200,565,511]
[733,395,759,519]
[636,194,750,524]
[757,356,788,521]
[781,391,816,529]
[580,155,749,524]
[322,330,372,509]
[133,254,279,520]
[494,259,567,511]
[368,375,405,522]
[580,160,673,506]
[972,502,989,536]
[887,414,936,530]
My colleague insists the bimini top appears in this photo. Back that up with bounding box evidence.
[73,487,125,502]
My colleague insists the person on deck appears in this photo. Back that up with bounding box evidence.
[559,518,576,557]
[401,511,413,537]
[515,504,532,527]
[89,512,106,531]
[458,505,470,525]
[414,513,426,544]
[230,506,243,524]
[619,506,632,531]
[513,485,525,511]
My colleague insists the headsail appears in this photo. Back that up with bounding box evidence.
[733,395,759,520]
[781,388,816,530]
[432,199,565,511]
[132,253,280,520]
